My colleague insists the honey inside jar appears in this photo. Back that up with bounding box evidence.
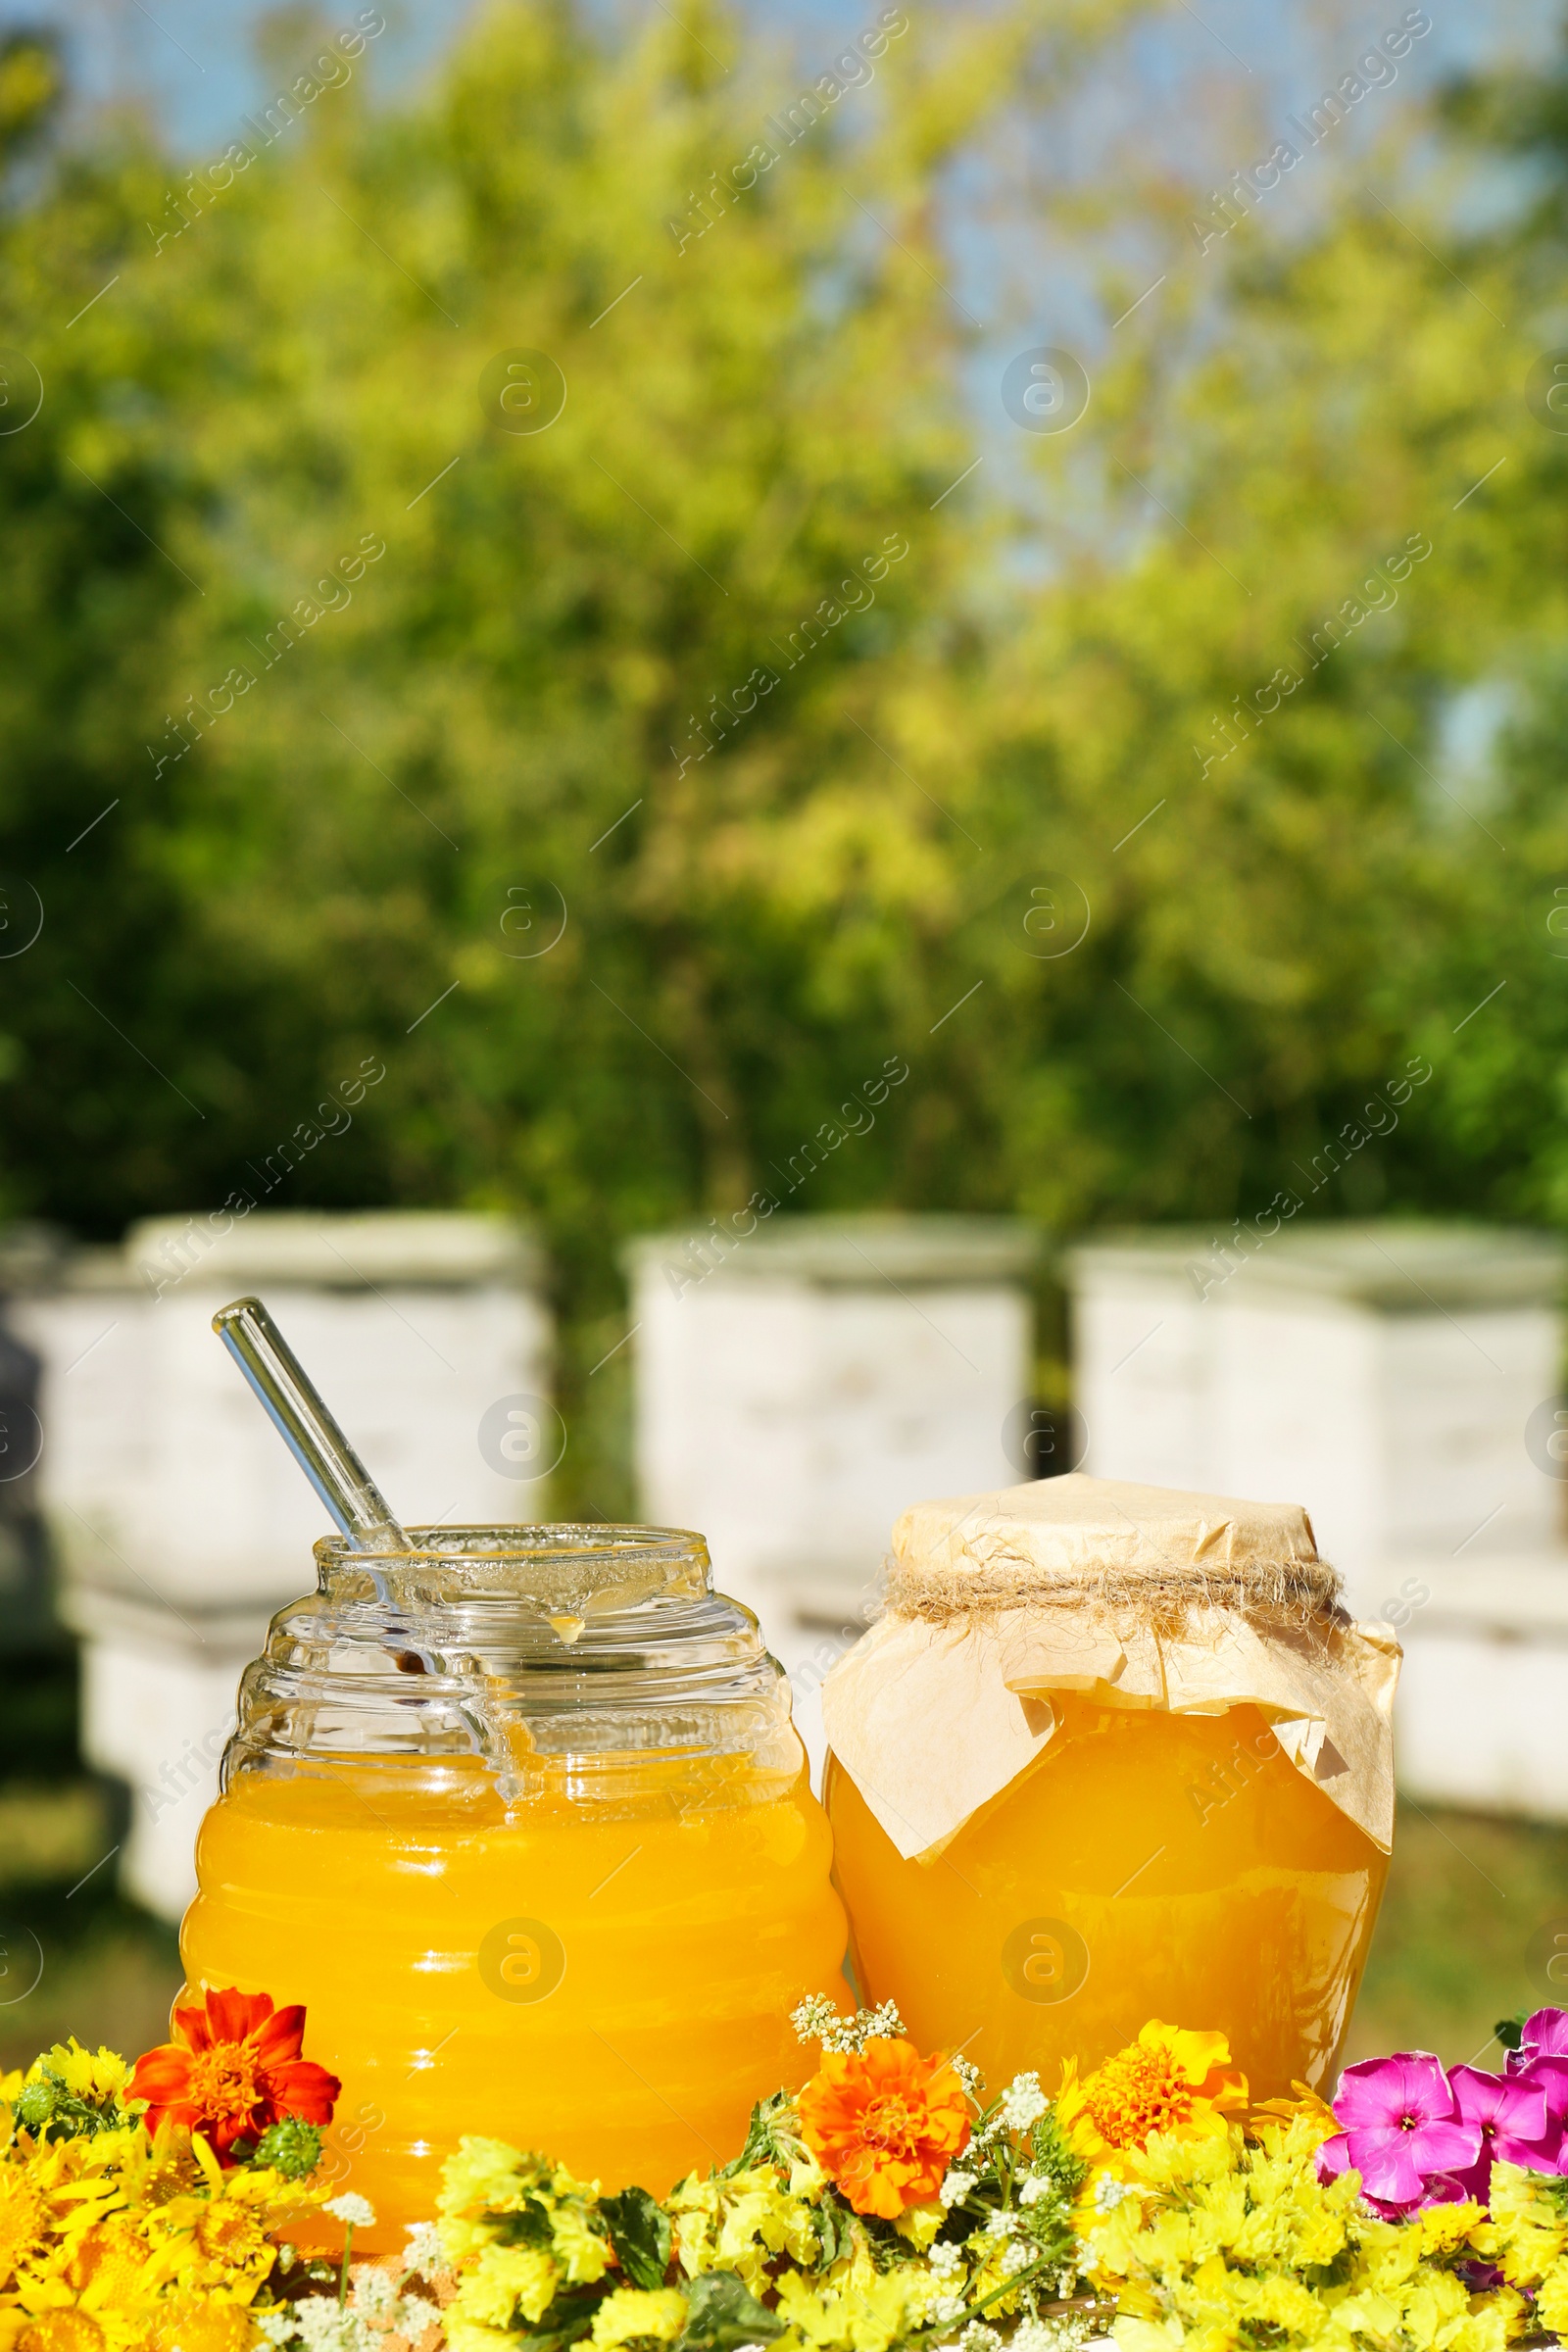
[185,1747,844,2240]
[826,1692,1387,2099]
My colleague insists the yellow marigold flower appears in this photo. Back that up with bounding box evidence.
[1058,2023,1248,2181]
[453,2241,560,2329]
[589,2286,689,2345]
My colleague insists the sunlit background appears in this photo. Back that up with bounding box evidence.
[2,0,1568,2081]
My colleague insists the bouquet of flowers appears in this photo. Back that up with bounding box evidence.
[11,1986,1568,2352]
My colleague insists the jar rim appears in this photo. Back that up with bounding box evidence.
[311,1521,712,1582]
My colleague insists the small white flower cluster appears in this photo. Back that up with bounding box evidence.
[1018,2174,1053,2206]
[258,2280,442,2349]
[278,2303,375,2352]
[939,2169,977,2209]
[929,2295,967,2327]
[1000,2239,1037,2277]
[256,2203,449,2349]
[1012,2319,1102,2352]
[972,2069,1049,2150]
[1093,2176,1132,2214]
[954,2324,1003,2352]
[927,2239,964,2278]
[323,2192,378,2230]
[997,2072,1048,2133]
[982,2210,1018,2238]
[952,2054,984,2101]
[790,1994,908,2053]
[402,2220,452,2279]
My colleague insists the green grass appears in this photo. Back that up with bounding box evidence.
[0,1647,183,2073]
[1344,1795,1568,2070]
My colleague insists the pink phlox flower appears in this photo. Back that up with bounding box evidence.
[1317,2051,1482,2211]
[1448,2064,1557,2202]
[1508,2009,1568,2067]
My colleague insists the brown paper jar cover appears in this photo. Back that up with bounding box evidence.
[821,1472,1400,1863]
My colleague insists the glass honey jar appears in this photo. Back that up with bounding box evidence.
[181,1523,849,2244]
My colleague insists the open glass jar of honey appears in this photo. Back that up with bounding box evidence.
[822,1475,1398,2102]
[181,1524,849,2243]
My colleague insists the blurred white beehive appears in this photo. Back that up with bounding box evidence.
[622,1214,1042,1776]
[1064,1221,1568,1817]
[10,1210,552,1919]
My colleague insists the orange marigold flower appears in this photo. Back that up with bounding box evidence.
[1057,2021,1247,2179]
[796,2035,969,2220]
[127,1986,339,2163]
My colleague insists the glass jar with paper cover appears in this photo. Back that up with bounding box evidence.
[821,1475,1398,2101]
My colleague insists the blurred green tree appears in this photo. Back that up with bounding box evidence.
[0,0,1564,1507]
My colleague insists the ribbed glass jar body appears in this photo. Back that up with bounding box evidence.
[182,1526,847,2244]
[826,1694,1387,2102]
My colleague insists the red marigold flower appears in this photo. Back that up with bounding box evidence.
[127,1986,340,2162]
[797,2035,969,2219]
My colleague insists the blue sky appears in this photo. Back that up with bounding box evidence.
[9,0,1559,165]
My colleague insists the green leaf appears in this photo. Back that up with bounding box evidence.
[602,2186,673,2290]
[676,2270,785,2352]
[516,2283,612,2352]
[815,2196,855,2268]
[720,2091,795,2178]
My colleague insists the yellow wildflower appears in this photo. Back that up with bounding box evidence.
[890,2199,943,2253]
[143,2300,257,2352]
[441,2137,535,2219]
[666,2166,820,2291]
[772,2268,924,2352]
[551,2199,612,2285]
[1483,2160,1565,2287]
[1536,2256,1568,2336]
[589,2286,689,2345]
[451,2242,560,2329]
[22,2051,129,2114]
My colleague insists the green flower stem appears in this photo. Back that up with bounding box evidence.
[339,2221,354,2307]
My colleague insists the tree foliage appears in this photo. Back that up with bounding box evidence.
[0,0,1564,1496]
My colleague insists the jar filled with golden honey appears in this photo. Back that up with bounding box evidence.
[181,1524,848,2245]
[822,1475,1398,2102]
